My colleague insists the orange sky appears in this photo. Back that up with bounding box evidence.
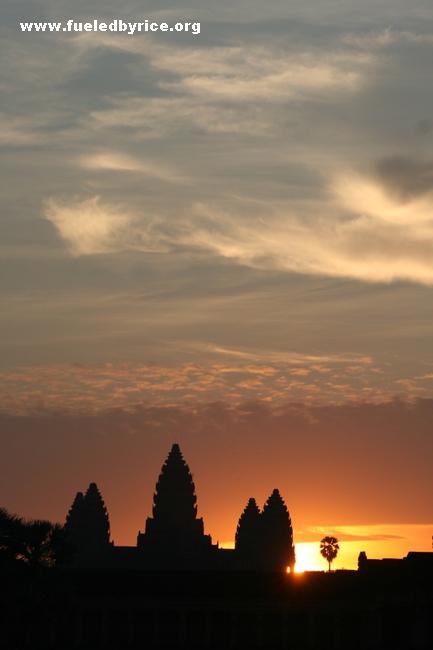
[221,525,433,572]
[1,400,432,571]
[1,0,433,576]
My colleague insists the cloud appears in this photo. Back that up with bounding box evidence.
[44,196,172,256]
[189,342,373,366]
[333,171,433,224]
[373,155,433,201]
[44,196,136,255]
[75,35,371,102]
[297,526,406,542]
[83,40,372,138]
[0,350,427,416]
[299,522,433,546]
[14,4,433,287]
[343,29,433,50]
[89,95,271,135]
[155,48,370,101]
[79,152,187,184]
[0,116,41,146]
[44,163,433,284]
[185,188,433,284]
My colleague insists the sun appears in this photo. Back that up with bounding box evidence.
[291,543,324,573]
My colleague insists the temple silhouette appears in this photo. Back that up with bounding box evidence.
[2,443,432,649]
[64,443,296,572]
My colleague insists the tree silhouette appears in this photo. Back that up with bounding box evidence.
[0,506,69,568]
[19,519,69,567]
[320,536,339,572]
[0,507,24,566]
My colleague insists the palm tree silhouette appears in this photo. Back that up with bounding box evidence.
[0,506,69,568]
[320,536,339,572]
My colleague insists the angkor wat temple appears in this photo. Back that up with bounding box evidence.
[64,443,296,572]
[3,443,433,649]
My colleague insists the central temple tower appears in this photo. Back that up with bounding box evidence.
[137,443,214,567]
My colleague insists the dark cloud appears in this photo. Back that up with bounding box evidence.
[416,118,433,135]
[374,155,433,201]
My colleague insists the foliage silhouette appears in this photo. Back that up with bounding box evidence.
[0,507,24,567]
[320,536,339,572]
[0,506,69,568]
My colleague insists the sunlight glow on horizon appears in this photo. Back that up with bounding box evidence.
[220,524,433,572]
[293,543,323,572]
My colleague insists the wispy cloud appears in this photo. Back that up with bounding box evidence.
[44,196,172,256]
[83,39,372,137]
[76,35,372,101]
[343,29,433,49]
[301,526,405,542]
[44,196,137,256]
[79,152,187,184]
[190,342,373,366]
[155,47,370,101]
[44,163,433,284]
[88,95,271,135]
[185,175,433,283]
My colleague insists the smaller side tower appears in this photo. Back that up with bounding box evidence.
[65,482,111,565]
[235,498,261,569]
[261,489,295,573]
[83,482,111,551]
[65,491,86,550]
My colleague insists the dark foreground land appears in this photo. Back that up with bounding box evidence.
[1,565,432,650]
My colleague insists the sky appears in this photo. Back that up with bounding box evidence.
[1,0,432,571]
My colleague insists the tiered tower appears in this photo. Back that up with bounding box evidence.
[261,489,295,572]
[63,445,296,572]
[65,482,111,562]
[137,443,213,565]
[235,497,261,569]
[235,489,295,572]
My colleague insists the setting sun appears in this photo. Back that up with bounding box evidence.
[293,543,323,572]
